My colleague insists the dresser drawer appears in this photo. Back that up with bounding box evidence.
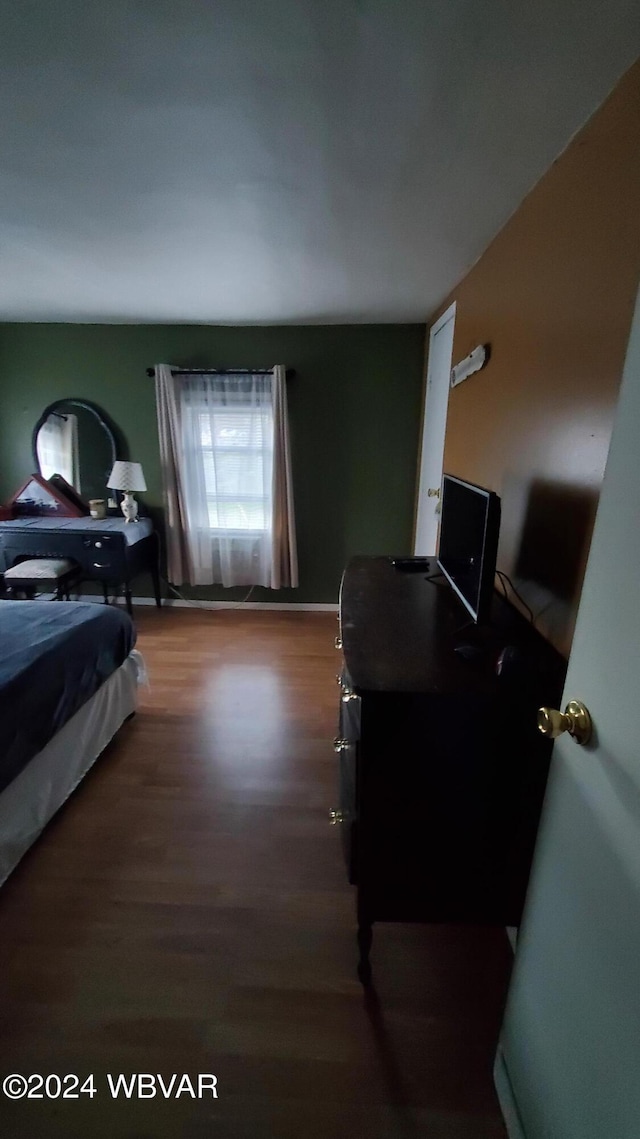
[80,533,123,549]
[338,666,360,742]
[83,534,122,573]
[334,733,359,883]
[87,560,115,578]
[338,740,358,885]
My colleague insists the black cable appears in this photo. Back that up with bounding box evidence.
[424,571,446,585]
[165,579,256,610]
[496,570,534,624]
[496,570,535,624]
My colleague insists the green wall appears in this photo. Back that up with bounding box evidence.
[0,323,425,603]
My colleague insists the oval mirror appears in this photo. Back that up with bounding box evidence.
[32,399,118,503]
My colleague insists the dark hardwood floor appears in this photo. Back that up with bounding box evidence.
[0,608,510,1138]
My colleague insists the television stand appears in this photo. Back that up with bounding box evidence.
[334,556,566,983]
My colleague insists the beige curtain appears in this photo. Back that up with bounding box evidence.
[271,365,298,589]
[154,364,192,585]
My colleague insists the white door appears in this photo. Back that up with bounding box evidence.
[495,285,640,1139]
[413,301,456,554]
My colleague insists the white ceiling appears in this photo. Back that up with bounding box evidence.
[0,1,638,324]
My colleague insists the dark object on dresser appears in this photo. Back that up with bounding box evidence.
[390,556,432,572]
[335,555,566,984]
[47,473,91,515]
[6,473,86,518]
[0,518,161,617]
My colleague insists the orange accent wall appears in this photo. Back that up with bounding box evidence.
[430,60,640,657]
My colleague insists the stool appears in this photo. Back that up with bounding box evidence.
[4,558,82,600]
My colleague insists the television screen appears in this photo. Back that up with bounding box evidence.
[437,475,501,623]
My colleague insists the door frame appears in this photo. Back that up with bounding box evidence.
[413,300,456,554]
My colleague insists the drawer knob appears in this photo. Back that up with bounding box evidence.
[329,809,347,825]
[333,737,350,752]
[95,541,102,549]
[341,689,358,703]
[335,635,343,650]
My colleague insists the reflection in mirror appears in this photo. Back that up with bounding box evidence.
[37,412,79,486]
[33,400,118,503]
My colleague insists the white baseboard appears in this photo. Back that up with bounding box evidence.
[145,597,338,612]
[80,594,338,613]
[494,1044,527,1139]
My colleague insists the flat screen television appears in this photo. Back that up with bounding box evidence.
[437,474,501,624]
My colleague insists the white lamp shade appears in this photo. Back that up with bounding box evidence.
[107,461,147,492]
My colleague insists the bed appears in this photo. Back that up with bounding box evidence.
[0,601,145,885]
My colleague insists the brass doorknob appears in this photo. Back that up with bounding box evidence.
[537,700,593,746]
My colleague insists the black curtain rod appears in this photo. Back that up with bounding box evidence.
[146,367,295,378]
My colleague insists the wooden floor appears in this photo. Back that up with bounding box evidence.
[0,608,510,1138]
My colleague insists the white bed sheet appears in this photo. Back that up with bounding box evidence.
[0,649,145,887]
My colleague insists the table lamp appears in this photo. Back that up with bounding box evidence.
[107,461,147,523]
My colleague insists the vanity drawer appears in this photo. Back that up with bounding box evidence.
[87,560,115,578]
[0,532,82,569]
[81,535,122,575]
[79,533,125,554]
[0,529,125,575]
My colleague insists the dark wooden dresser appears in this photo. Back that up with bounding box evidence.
[0,517,161,616]
[334,556,566,982]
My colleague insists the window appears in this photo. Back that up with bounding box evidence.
[177,373,276,587]
[155,364,297,590]
[195,405,273,533]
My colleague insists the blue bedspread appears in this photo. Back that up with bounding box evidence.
[0,601,136,793]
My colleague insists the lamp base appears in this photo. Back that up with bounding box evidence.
[120,492,139,523]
